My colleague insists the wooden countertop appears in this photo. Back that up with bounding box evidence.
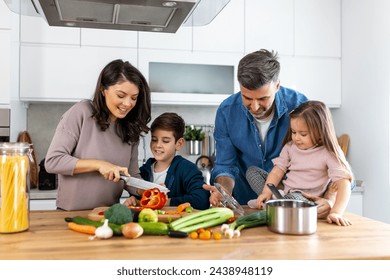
[1,209,390,260]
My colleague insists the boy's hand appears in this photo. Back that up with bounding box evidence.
[123,196,139,207]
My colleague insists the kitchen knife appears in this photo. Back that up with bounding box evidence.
[120,175,169,197]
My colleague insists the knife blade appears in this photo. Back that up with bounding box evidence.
[120,175,169,197]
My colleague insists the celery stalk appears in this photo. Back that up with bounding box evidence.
[170,207,234,232]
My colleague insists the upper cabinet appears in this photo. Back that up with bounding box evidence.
[192,0,244,53]
[21,16,80,45]
[19,45,138,102]
[16,0,341,107]
[295,0,341,57]
[245,0,294,55]
[138,27,193,51]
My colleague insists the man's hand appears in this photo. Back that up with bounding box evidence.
[202,184,222,207]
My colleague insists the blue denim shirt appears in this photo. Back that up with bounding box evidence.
[211,86,308,204]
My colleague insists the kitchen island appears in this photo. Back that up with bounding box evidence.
[1,209,390,260]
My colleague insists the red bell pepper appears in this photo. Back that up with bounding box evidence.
[140,188,167,209]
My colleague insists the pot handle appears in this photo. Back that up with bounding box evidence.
[267,183,284,199]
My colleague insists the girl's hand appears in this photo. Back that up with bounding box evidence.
[327,212,352,226]
[98,161,129,182]
[256,192,272,209]
[123,196,139,207]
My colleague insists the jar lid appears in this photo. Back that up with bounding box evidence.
[0,142,31,154]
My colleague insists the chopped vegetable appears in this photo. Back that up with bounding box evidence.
[222,210,267,239]
[104,203,133,225]
[177,202,191,213]
[185,206,194,213]
[140,188,167,209]
[121,222,144,239]
[138,208,158,223]
[169,207,234,233]
[67,222,96,235]
[91,219,113,239]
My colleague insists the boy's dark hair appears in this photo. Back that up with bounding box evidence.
[151,112,185,142]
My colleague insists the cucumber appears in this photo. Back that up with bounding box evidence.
[65,216,123,236]
[137,222,169,235]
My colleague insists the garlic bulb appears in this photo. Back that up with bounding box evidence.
[94,219,113,239]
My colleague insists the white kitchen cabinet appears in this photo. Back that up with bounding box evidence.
[245,0,294,55]
[138,49,241,105]
[0,31,11,105]
[279,56,341,107]
[81,28,138,48]
[295,0,341,57]
[21,15,81,45]
[30,199,57,211]
[192,0,244,53]
[0,0,11,29]
[20,45,138,101]
[138,27,193,51]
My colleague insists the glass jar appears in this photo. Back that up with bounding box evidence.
[0,142,31,233]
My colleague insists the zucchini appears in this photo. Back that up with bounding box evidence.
[137,222,169,235]
[65,216,122,236]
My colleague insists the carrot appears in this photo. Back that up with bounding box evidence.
[176,202,191,213]
[67,222,96,235]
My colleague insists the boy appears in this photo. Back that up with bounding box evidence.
[124,112,210,210]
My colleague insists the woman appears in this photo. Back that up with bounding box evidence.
[45,59,151,210]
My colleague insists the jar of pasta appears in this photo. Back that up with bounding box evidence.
[0,142,31,233]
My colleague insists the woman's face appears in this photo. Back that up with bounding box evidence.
[103,80,139,122]
[290,117,316,150]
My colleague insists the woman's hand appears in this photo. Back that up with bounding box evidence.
[327,212,352,226]
[98,161,129,182]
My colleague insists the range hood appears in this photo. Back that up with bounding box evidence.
[4,0,230,33]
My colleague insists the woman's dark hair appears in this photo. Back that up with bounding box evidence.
[91,59,151,144]
[237,49,280,90]
[151,112,185,142]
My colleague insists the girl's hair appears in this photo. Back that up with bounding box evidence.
[151,112,185,142]
[283,100,352,175]
[91,59,151,144]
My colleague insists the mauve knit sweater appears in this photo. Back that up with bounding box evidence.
[45,100,141,210]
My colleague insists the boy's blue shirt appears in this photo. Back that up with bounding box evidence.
[211,86,308,204]
[140,155,210,210]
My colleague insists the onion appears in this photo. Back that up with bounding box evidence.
[121,222,144,239]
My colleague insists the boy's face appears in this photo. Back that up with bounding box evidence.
[150,129,184,163]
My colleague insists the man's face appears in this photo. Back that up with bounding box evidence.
[240,80,280,120]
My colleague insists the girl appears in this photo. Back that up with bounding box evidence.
[249,100,353,226]
[45,59,151,210]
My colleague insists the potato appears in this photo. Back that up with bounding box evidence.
[121,222,144,239]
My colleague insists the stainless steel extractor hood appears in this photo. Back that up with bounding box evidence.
[4,0,230,33]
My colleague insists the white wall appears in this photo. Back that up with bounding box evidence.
[332,0,390,223]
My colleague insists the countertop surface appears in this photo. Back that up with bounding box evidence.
[1,208,389,260]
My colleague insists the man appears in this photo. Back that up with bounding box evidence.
[207,49,334,218]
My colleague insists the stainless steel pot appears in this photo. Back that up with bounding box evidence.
[266,199,318,235]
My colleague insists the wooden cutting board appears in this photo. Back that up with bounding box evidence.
[87,206,193,223]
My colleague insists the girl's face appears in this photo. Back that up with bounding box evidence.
[290,117,316,150]
[103,80,139,122]
[150,129,184,164]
